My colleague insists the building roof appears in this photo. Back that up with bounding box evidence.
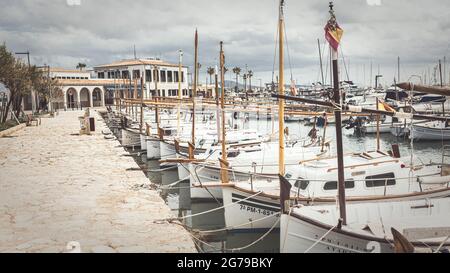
[47,68,91,73]
[58,79,116,86]
[94,59,187,70]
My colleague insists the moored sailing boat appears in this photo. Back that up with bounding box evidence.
[279,2,450,253]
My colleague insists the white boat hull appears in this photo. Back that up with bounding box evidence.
[411,124,450,141]
[121,129,141,147]
[363,124,392,134]
[140,134,147,151]
[221,184,450,231]
[189,164,225,201]
[146,138,161,159]
[280,214,392,253]
[222,187,280,230]
[160,141,176,160]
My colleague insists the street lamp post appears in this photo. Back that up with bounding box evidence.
[15,51,35,114]
[37,65,51,113]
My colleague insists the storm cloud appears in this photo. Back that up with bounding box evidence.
[1,0,449,86]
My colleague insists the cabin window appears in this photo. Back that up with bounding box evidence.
[160,70,166,82]
[365,173,396,188]
[167,71,173,82]
[294,179,310,190]
[227,151,240,158]
[324,180,355,191]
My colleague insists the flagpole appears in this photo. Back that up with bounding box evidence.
[177,50,183,138]
[327,2,346,226]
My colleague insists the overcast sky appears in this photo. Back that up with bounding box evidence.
[1,0,450,87]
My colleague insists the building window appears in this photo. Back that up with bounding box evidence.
[323,180,355,191]
[133,70,140,79]
[145,70,152,82]
[183,89,188,96]
[174,71,179,82]
[365,173,396,188]
[122,71,129,79]
[162,90,166,97]
[168,89,178,96]
[160,70,166,82]
[153,70,160,82]
[167,71,173,82]
[98,72,105,79]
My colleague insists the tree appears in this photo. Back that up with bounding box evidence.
[243,73,247,93]
[232,67,241,92]
[0,45,61,123]
[76,63,86,71]
[247,70,253,91]
[207,66,215,86]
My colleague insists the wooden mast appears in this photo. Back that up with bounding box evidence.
[376,97,381,151]
[215,64,221,143]
[140,76,144,134]
[177,49,183,138]
[220,41,229,183]
[278,0,285,176]
[192,29,198,148]
[328,2,346,225]
[154,65,160,130]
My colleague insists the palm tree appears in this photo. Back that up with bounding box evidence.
[243,74,247,93]
[76,63,86,71]
[247,70,253,91]
[232,67,241,92]
[207,66,215,86]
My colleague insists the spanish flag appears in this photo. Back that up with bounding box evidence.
[378,100,396,112]
[325,21,344,51]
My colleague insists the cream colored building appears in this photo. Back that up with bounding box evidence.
[93,58,189,99]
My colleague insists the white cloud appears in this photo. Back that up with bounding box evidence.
[0,0,449,86]
[367,0,382,6]
[66,0,81,6]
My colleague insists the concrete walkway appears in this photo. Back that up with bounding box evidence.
[0,109,196,253]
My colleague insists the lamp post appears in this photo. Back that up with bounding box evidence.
[15,51,35,114]
[37,65,51,112]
